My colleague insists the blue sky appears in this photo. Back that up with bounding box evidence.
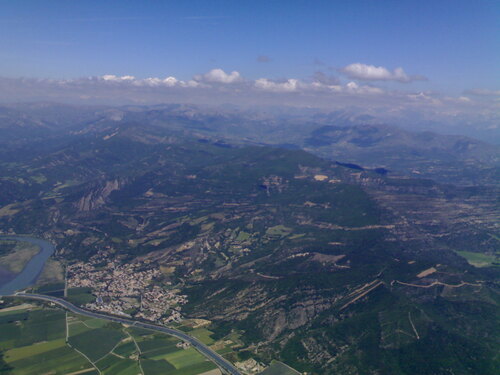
[1,0,498,92]
[0,0,499,129]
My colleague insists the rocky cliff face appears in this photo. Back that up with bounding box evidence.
[77,179,124,211]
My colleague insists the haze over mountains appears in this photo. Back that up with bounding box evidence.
[1,103,498,186]
[0,102,498,374]
[1,2,499,374]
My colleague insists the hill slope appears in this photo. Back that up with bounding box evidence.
[0,115,498,374]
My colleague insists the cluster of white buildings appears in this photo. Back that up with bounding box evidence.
[67,251,187,323]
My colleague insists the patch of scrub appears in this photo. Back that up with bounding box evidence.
[36,258,65,285]
[0,204,20,217]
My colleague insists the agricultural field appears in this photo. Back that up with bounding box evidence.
[456,250,499,268]
[260,361,302,375]
[0,304,93,375]
[66,287,96,305]
[33,282,66,298]
[0,300,241,375]
[128,327,219,375]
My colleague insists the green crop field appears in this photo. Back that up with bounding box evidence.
[35,282,65,294]
[67,287,96,305]
[79,316,109,329]
[456,250,499,267]
[261,361,301,375]
[189,328,215,345]
[68,326,127,362]
[266,225,293,237]
[7,345,93,375]
[113,340,138,358]
[142,358,176,374]
[96,353,141,374]
[0,301,240,375]
[0,307,93,375]
[137,335,179,353]
[163,347,211,368]
[3,338,66,362]
[142,345,181,360]
[133,332,220,374]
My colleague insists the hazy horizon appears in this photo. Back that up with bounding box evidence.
[1,0,498,136]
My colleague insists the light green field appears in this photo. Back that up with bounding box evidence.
[190,328,215,345]
[80,316,109,329]
[68,326,126,362]
[0,307,93,375]
[235,231,251,241]
[456,250,499,267]
[0,302,238,375]
[4,338,66,362]
[68,320,93,336]
[163,347,208,367]
[7,346,93,375]
[266,225,293,237]
[261,361,301,375]
[0,305,30,317]
[113,340,137,358]
[96,353,142,374]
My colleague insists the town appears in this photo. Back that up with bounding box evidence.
[67,250,187,324]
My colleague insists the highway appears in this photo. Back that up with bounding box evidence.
[12,292,242,375]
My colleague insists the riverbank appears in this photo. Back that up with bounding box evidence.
[0,239,41,274]
[0,236,56,296]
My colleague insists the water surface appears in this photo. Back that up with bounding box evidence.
[0,236,55,295]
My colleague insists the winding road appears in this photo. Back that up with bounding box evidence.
[11,292,241,375]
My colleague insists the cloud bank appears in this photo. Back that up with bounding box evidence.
[340,63,427,82]
[0,66,497,133]
[194,68,242,84]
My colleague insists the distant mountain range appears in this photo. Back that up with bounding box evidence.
[0,104,498,374]
[1,103,498,185]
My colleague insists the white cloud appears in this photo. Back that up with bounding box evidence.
[180,79,202,88]
[139,76,178,87]
[309,81,342,92]
[101,74,136,82]
[345,81,384,95]
[3,71,495,129]
[340,63,426,83]
[255,78,299,92]
[101,75,205,88]
[196,68,242,84]
[254,77,383,95]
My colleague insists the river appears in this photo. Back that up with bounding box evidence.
[0,236,56,295]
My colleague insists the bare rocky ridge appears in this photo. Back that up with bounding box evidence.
[0,115,498,374]
[77,179,124,211]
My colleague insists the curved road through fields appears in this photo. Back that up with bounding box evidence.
[12,292,241,375]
